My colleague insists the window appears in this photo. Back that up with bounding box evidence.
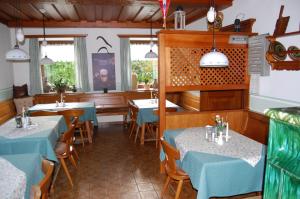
[130,39,158,89]
[40,38,75,93]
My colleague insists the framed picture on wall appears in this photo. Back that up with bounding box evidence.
[92,53,116,91]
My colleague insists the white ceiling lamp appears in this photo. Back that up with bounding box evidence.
[200,0,228,67]
[40,8,54,65]
[6,0,29,61]
[145,20,158,59]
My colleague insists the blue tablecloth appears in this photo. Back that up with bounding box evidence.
[0,116,67,162]
[161,129,266,199]
[28,102,98,126]
[1,153,44,199]
[133,99,179,127]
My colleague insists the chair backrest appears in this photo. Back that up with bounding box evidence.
[30,111,59,117]
[31,159,54,199]
[161,138,180,175]
[62,125,76,155]
[128,101,139,120]
[39,159,55,199]
[58,109,84,128]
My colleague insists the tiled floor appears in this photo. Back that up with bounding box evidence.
[51,123,261,199]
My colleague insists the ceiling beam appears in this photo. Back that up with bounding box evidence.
[6,19,170,28]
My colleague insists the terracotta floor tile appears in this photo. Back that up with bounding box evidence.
[137,183,154,192]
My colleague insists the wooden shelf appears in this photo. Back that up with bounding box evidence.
[221,18,256,33]
[270,61,300,70]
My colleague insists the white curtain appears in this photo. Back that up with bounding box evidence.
[74,37,90,92]
[120,38,132,91]
[29,38,42,95]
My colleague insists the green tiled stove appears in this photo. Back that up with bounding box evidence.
[264,107,300,198]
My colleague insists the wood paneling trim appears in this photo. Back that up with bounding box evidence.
[7,20,168,28]
[25,34,87,38]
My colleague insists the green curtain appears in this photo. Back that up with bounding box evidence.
[29,38,42,95]
[74,37,90,92]
[120,38,132,91]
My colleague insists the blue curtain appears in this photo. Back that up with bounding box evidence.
[120,38,132,91]
[29,38,42,95]
[74,37,90,92]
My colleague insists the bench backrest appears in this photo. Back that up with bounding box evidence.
[0,99,16,125]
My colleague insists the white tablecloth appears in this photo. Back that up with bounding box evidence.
[133,99,178,109]
[174,127,263,167]
[0,157,26,199]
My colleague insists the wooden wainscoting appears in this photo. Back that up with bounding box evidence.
[200,90,248,111]
[0,99,16,125]
[165,109,247,133]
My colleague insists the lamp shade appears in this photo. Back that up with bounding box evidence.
[6,45,30,61]
[40,55,54,65]
[200,48,229,67]
[145,50,158,59]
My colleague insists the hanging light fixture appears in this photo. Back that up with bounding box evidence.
[145,20,158,59]
[200,0,228,67]
[6,0,29,61]
[40,9,54,65]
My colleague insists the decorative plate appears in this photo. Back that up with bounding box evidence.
[287,46,300,61]
[269,41,287,61]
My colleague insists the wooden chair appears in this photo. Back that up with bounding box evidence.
[128,100,139,139]
[161,138,190,199]
[29,110,59,117]
[55,124,77,187]
[31,159,55,199]
[153,107,178,148]
[58,109,86,147]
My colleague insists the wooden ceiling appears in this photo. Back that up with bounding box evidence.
[0,0,233,28]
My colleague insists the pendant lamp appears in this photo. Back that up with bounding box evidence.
[6,0,29,61]
[40,9,54,65]
[200,0,228,67]
[145,20,158,59]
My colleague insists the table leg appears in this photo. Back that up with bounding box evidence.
[85,120,93,143]
[140,124,145,145]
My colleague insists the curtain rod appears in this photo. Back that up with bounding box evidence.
[118,34,157,38]
[25,34,88,38]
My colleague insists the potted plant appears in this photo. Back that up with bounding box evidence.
[143,72,153,89]
[53,78,68,94]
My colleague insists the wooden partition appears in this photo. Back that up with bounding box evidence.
[158,30,255,142]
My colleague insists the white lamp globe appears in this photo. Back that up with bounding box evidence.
[207,7,216,23]
[16,28,25,43]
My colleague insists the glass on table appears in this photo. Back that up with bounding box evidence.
[15,116,23,128]
[205,125,214,142]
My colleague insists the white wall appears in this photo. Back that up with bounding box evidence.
[0,23,14,100]
[187,0,300,109]
[11,27,155,91]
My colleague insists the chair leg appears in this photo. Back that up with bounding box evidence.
[60,158,73,187]
[134,126,140,143]
[69,154,77,169]
[175,180,184,199]
[79,127,85,147]
[156,126,159,148]
[72,147,79,161]
[129,122,135,138]
[161,176,171,198]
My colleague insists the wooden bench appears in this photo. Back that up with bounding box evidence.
[0,99,16,125]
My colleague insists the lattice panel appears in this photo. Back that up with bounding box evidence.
[169,48,247,87]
